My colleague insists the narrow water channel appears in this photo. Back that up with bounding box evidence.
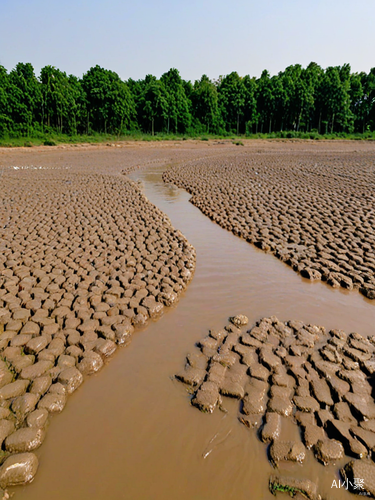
[14,163,374,500]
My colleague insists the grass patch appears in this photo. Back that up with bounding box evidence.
[246,130,375,141]
[270,483,296,496]
[270,480,309,499]
[1,130,375,148]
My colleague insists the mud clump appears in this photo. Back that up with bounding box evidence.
[176,315,375,497]
[0,167,196,488]
[269,475,321,500]
[341,459,375,497]
[163,151,375,299]
[0,453,38,489]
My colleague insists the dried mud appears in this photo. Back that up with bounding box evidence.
[0,163,195,488]
[176,315,375,498]
[1,139,375,499]
[163,149,375,299]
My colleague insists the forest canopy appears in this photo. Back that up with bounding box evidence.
[0,62,375,138]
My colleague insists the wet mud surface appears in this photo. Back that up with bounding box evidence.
[163,148,375,299]
[177,314,375,498]
[0,140,374,499]
[0,152,196,488]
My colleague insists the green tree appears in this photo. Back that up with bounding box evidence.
[0,65,12,136]
[139,75,168,135]
[40,65,77,133]
[255,70,274,133]
[360,68,375,132]
[317,65,353,133]
[270,73,287,132]
[280,65,308,131]
[243,75,258,133]
[2,60,375,138]
[7,63,41,136]
[301,62,323,132]
[218,71,246,134]
[127,78,143,127]
[161,68,191,133]
[191,75,219,133]
[349,72,364,132]
[82,65,135,134]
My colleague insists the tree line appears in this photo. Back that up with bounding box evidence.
[0,62,375,138]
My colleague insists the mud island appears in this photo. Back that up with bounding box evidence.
[163,148,375,299]
[0,156,195,488]
[176,314,375,498]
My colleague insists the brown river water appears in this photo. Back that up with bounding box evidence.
[9,149,374,500]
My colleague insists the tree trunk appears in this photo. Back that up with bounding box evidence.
[167,117,170,134]
[118,116,124,138]
[331,113,334,134]
[269,118,272,134]
[152,117,154,136]
[318,112,321,134]
[237,112,240,135]
[41,101,44,133]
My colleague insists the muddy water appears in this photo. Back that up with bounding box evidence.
[14,163,374,500]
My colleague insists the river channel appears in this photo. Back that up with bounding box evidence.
[13,158,374,500]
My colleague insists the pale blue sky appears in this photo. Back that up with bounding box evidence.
[0,0,374,81]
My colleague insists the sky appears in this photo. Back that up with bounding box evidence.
[0,0,374,82]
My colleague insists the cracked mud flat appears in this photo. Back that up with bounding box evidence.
[0,140,374,500]
[177,314,375,498]
[0,151,196,490]
[163,147,375,299]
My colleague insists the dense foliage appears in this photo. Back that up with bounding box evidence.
[1,62,375,139]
